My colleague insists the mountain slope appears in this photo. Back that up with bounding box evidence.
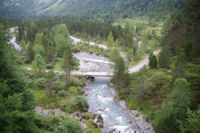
[0,0,185,19]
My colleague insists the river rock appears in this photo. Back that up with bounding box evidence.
[35,106,66,116]
[93,114,104,128]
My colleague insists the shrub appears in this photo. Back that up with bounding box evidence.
[57,90,67,96]
[46,63,54,69]
[61,102,77,113]
[33,78,47,89]
[35,114,83,133]
[69,77,86,87]
[56,118,83,133]
[34,114,63,132]
[127,99,139,110]
[82,113,91,120]
[68,86,79,95]
[75,96,88,112]
[54,81,65,92]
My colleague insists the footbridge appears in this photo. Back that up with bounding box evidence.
[71,71,114,77]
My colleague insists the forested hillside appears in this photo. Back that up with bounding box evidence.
[112,0,200,132]
[0,0,185,20]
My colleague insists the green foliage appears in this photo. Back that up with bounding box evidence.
[33,44,45,57]
[82,113,91,120]
[55,34,70,57]
[32,54,46,77]
[26,42,35,63]
[0,24,38,132]
[75,96,88,112]
[154,78,190,133]
[61,102,77,113]
[159,46,171,69]
[56,118,83,133]
[34,114,83,133]
[149,52,157,69]
[52,24,69,38]
[127,99,139,110]
[68,86,79,96]
[63,45,78,89]
[126,49,133,62]
[34,33,44,45]
[33,78,47,89]
[107,32,114,48]
[0,0,184,20]
[180,108,200,133]
[110,48,120,62]
[112,55,130,92]
[85,120,101,133]
[46,71,55,97]
[52,24,70,57]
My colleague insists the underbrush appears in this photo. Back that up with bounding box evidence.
[118,68,173,120]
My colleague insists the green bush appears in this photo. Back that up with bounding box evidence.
[34,114,83,133]
[127,99,139,110]
[54,80,65,92]
[75,96,88,112]
[33,78,47,89]
[69,77,86,87]
[46,63,54,69]
[68,86,79,95]
[56,118,83,133]
[61,102,77,113]
[85,120,101,133]
[57,90,67,96]
[34,114,63,132]
[82,113,90,120]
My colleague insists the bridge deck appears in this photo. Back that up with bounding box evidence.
[71,71,113,77]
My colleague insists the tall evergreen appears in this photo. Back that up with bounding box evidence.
[63,45,76,89]
[107,31,114,48]
[159,46,171,69]
[0,24,38,132]
[149,52,157,69]
[112,56,130,91]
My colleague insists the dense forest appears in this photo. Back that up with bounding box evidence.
[111,0,200,133]
[0,0,200,132]
[1,0,184,20]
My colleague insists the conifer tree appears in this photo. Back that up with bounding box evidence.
[63,45,76,89]
[149,52,157,69]
[112,56,130,91]
[107,31,114,48]
[159,46,171,68]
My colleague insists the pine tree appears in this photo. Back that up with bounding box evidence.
[46,70,54,97]
[107,31,114,48]
[26,42,34,63]
[154,78,190,133]
[0,23,39,132]
[63,45,76,89]
[159,46,171,68]
[149,52,157,69]
[18,23,25,42]
[32,54,45,77]
[110,48,120,62]
[112,55,130,91]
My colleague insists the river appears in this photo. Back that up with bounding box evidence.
[85,77,141,133]
[8,28,21,50]
[9,28,154,133]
